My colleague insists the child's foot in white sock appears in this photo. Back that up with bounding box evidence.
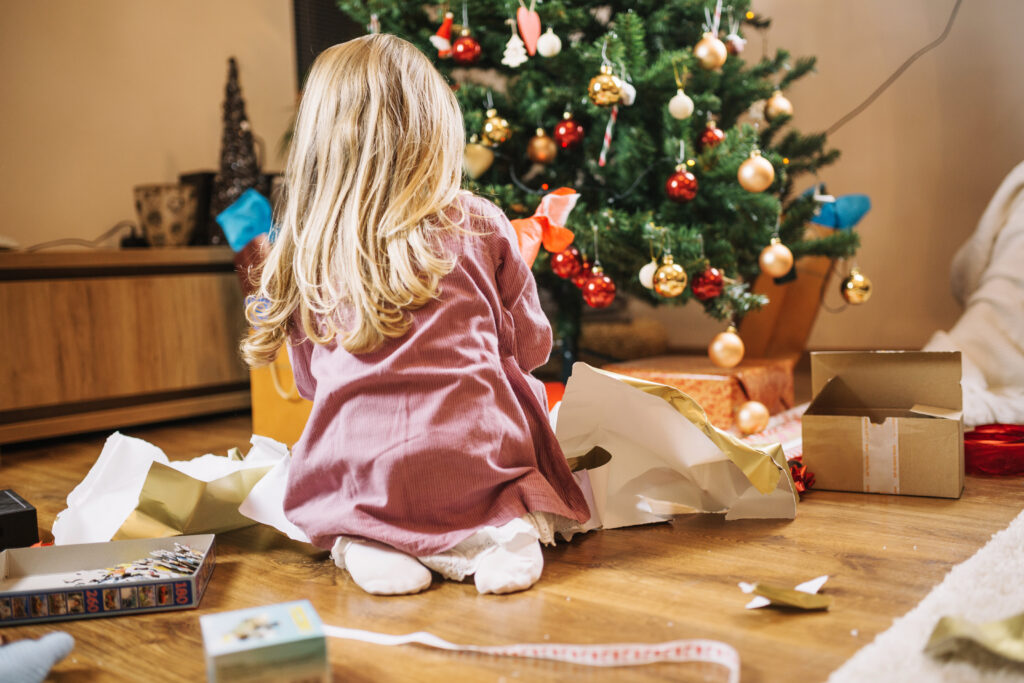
[473,533,544,595]
[332,538,432,596]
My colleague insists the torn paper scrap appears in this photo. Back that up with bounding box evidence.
[740,575,832,610]
[925,612,1024,664]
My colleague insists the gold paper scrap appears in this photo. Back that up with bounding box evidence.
[752,583,833,611]
[925,613,1024,663]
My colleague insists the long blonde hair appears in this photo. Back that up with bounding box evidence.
[242,34,465,366]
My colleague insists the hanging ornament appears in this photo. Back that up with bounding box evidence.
[463,135,495,179]
[639,259,659,289]
[699,120,725,150]
[840,266,873,304]
[765,90,794,121]
[613,77,636,106]
[583,266,617,308]
[694,1,727,70]
[694,33,727,70]
[481,108,511,147]
[553,111,584,149]
[527,128,557,164]
[691,265,724,301]
[708,325,745,368]
[588,64,621,107]
[430,11,455,58]
[736,400,770,435]
[737,149,775,192]
[653,253,688,298]
[665,165,698,203]
[550,246,582,279]
[725,11,746,55]
[537,27,562,57]
[598,105,619,167]
[572,256,594,289]
[516,0,541,56]
[502,19,529,68]
[452,28,482,65]
[668,60,694,120]
[759,236,794,278]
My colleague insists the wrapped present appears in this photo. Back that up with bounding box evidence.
[602,355,796,430]
[250,348,313,447]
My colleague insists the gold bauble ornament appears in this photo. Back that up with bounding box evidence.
[758,237,794,278]
[694,32,728,70]
[841,266,873,304]
[527,128,557,164]
[708,325,745,368]
[463,136,495,179]
[481,108,511,147]
[736,400,770,435]
[653,253,688,297]
[588,64,621,107]
[765,90,794,121]
[737,150,775,193]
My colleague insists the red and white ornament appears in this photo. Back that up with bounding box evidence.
[699,120,725,150]
[430,11,455,58]
[582,266,616,308]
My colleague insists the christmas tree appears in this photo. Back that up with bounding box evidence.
[335,1,860,364]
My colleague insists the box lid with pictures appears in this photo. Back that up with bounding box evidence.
[801,351,964,498]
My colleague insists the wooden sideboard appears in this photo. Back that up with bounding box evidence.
[0,247,250,444]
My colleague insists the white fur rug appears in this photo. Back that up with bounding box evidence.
[828,507,1024,682]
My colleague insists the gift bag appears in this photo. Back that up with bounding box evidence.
[250,348,313,446]
[556,364,797,529]
[52,433,288,544]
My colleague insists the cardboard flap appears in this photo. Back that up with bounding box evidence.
[910,404,963,421]
[811,351,962,411]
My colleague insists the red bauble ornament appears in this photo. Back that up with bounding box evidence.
[451,31,482,65]
[582,266,616,308]
[691,266,724,301]
[571,256,594,289]
[553,113,585,149]
[699,122,725,150]
[550,246,582,279]
[665,165,698,203]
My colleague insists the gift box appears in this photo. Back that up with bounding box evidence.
[200,600,329,683]
[250,349,313,447]
[0,534,215,626]
[601,355,796,430]
[801,351,964,498]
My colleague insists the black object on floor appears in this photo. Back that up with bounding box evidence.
[0,489,39,550]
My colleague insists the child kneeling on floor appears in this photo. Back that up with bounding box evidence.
[242,34,590,596]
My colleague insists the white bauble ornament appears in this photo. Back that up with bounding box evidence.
[537,28,562,57]
[668,89,694,120]
[614,77,636,106]
[638,260,658,289]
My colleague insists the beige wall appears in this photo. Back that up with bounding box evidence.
[3,1,1022,351]
[0,0,296,247]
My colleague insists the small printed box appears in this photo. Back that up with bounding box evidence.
[0,534,215,626]
[603,355,796,430]
[0,489,39,550]
[200,600,329,683]
[802,351,964,498]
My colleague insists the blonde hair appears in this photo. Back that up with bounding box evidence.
[242,34,466,366]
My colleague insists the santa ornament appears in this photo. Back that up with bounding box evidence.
[430,12,455,58]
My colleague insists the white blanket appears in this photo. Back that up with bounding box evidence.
[925,161,1024,427]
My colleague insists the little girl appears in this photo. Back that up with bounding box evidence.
[242,34,590,596]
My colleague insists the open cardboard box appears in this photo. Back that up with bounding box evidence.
[0,534,215,626]
[802,351,964,498]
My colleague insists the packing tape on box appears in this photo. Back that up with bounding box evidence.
[861,417,900,494]
[322,624,739,679]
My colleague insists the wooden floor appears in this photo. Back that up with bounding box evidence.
[2,412,1023,682]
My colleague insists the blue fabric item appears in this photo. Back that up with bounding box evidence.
[808,193,872,230]
[216,188,272,252]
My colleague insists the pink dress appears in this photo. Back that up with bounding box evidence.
[284,194,591,556]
